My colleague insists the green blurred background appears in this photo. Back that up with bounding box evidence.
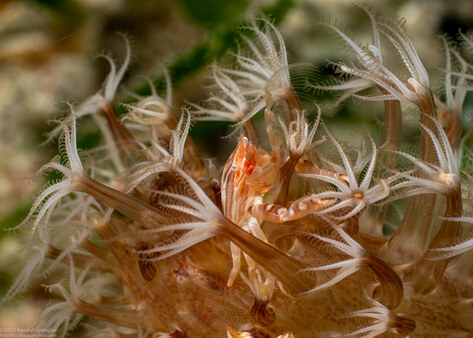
[0,0,472,332]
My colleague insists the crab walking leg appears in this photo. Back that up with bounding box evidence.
[240,216,277,326]
[227,243,242,287]
[295,159,349,183]
[249,196,336,223]
[216,217,316,295]
[74,174,316,295]
[227,213,267,287]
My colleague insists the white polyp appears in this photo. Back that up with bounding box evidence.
[368,44,383,63]
[407,77,426,96]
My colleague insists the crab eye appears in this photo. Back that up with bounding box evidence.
[231,164,238,171]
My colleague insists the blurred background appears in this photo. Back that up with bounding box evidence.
[0,0,472,333]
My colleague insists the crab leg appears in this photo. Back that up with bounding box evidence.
[249,196,335,223]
